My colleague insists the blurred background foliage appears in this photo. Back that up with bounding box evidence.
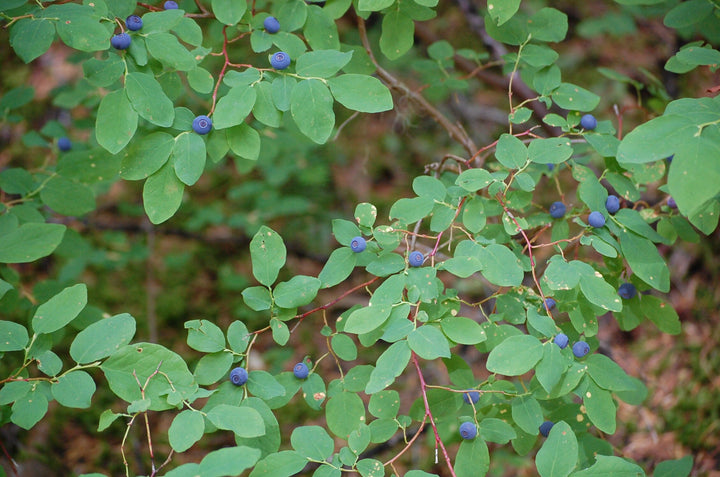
[1,0,719,475]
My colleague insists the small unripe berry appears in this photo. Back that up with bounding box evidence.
[192,115,212,135]
[350,236,366,253]
[293,362,309,379]
[111,33,131,50]
[270,51,291,70]
[572,341,590,358]
[580,114,597,130]
[459,421,477,440]
[408,251,424,267]
[539,420,554,437]
[126,15,143,31]
[57,137,72,152]
[605,195,620,214]
[462,390,480,405]
[549,201,566,219]
[588,211,605,228]
[618,282,636,300]
[553,333,569,349]
[264,16,280,33]
[229,367,248,386]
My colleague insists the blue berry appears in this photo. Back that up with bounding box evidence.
[462,390,480,405]
[539,420,554,437]
[588,211,605,228]
[264,16,280,33]
[666,154,674,163]
[57,137,72,152]
[459,421,477,440]
[111,33,131,50]
[293,362,309,379]
[126,15,143,31]
[350,236,366,253]
[271,51,291,70]
[580,114,597,130]
[605,195,620,214]
[572,341,590,358]
[667,197,677,209]
[618,282,636,300]
[553,333,569,349]
[408,251,424,267]
[229,367,248,386]
[549,201,566,219]
[545,298,556,311]
[192,115,212,135]
[164,1,179,9]
[547,163,555,171]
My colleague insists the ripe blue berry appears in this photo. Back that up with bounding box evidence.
[545,298,556,311]
[264,16,280,33]
[111,33,131,50]
[588,211,605,228]
[350,236,366,253]
[229,367,248,386]
[192,115,212,135]
[462,390,480,405]
[618,282,636,300]
[667,197,677,209]
[539,420,554,437]
[553,333,569,349]
[126,15,143,31]
[549,201,566,219]
[408,251,424,267]
[293,362,309,379]
[580,114,597,130]
[547,163,555,171]
[164,1,179,9]
[459,421,477,440]
[271,51,291,70]
[57,137,72,152]
[572,341,590,358]
[605,195,620,214]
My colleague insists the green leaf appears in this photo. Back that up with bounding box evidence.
[214,85,257,130]
[441,316,487,345]
[141,9,185,33]
[617,231,670,292]
[407,325,451,360]
[270,318,290,346]
[83,55,124,88]
[125,72,175,127]
[143,161,185,224]
[53,10,109,52]
[368,390,400,419]
[0,223,66,263]
[40,175,95,216]
[536,343,566,393]
[319,248,357,288]
[456,169,494,192]
[495,133,528,169]
[478,418,516,444]
[70,313,136,364]
[242,286,272,311]
[120,132,175,180]
[252,81,281,127]
[250,226,287,287]
[168,410,205,452]
[290,79,335,144]
[380,9,414,60]
[365,340,411,394]
[211,0,247,25]
[454,437,490,477]
[145,32,196,71]
[235,397,282,459]
[96,89,138,154]
[389,196,434,223]
[185,319,225,353]
[585,354,639,392]
[572,455,645,476]
[0,321,29,352]
[172,132,206,186]
[9,19,55,63]
[328,74,393,113]
[326,391,366,438]
[228,123,261,161]
[32,284,87,334]
[194,351,233,385]
[357,459,384,477]
[304,5,340,50]
[569,261,622,312]
[486,335,542,376]
[654,456,693,477]
[640,295,681,334]
[331,333,358,361]
[511,395,543,434]
[227,320,251,353]
[344,305,393,335]
[528,8,568,42]
[274,275,321,308]
[358,0,395,11]
[11,388,48,430]
[552,83,600,111]
[272,75,296,112]
[200,446,261,477]
[52,370,96,408]
[207,404,266,437]
[296,50,352,78]
[536,421,578,477]
[481,244,524,286]
[487,0,520,26]
[291,426,334,460]
[583,378,616,434]
[248,450,307,477]
[528,137,573,164]
[247,370,286,400]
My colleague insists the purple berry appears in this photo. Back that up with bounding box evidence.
[545,298,556,311]
[57,137,72,152]
[539,420,554,437]
[588,211,605,228]
[462,390,480,405]
[459,421,477,440]
[264,16,280,33]
[580,114,597,130]
[229,367,248,386]
[192,115,212,135]
[164,1,179,9]
[547,163,555,171]
[293,362,309,379]
[270,51,291,70]
[111,32,131,50]
[553,333,569,349]
[605,195,620,214]
[126,15,143,31]
[618,282,636,300]
[572,341,590,358]
[549,201,566,219]
[350,236,366,253]
[667,197,677,209]
[408,251,424,267]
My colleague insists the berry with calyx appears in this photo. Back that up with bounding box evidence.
[164,1,179,9]
[545,298,556,311]
[270,51,291,70]
[58,137,72,152]
[549,201,566,219]
[553,333,569,349]
[111,33,131,50]
[350,236,366,253]
[588,211,605,228]
[667,197,677,209]
[408,251,424,267]
[618,282,637,300]
[539,421,554,437]
[462,390,480,405]
[264,16,280,33]
[580,114,597,130]
[229,367,248,386]
[459,421,477,440]
[572,341,590,358]
[605,195,620,214]
[192,115,212,135]
[293,362,309,379]
[126,15,143,31]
